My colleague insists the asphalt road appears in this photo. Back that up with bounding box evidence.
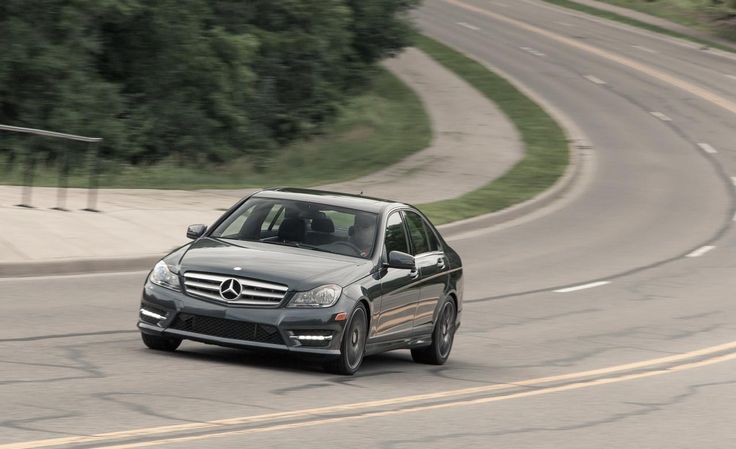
[2,0,736,447]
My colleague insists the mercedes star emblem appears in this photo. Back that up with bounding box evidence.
[219,278,242,301]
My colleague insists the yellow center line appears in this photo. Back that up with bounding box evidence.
[444,0,736,116]
[75,350,736,449]
[3,340,736,449]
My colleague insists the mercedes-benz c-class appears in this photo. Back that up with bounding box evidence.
[138,188,463,374]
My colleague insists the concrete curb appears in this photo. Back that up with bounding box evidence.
[437,49,593,238]
[0,45,593,279]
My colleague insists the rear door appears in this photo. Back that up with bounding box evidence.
[403,210,448,333]
[375,211,420,340]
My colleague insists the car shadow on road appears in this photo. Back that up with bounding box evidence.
[140,343,420,378]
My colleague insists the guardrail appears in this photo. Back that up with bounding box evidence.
[0,124,103,212]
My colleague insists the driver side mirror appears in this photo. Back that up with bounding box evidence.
[186,224,207,240]
[386,251,415,270]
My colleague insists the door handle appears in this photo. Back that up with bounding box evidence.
[437,257,446,270]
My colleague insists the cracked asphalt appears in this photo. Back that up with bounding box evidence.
[2,0,736,447]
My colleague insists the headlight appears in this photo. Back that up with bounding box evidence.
[288,284,342,308]
[148,261,181,291]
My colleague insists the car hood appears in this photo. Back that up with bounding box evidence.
[169,238,374,291]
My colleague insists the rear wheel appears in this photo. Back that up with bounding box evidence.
[411,300,456,365]
[141,332,182,352]
[324,304,367,375]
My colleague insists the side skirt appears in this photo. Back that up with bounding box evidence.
[365,333,433,356]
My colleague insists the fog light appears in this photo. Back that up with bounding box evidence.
[290,335,334,341]
[288,330,335,347]
[140,307,167,326]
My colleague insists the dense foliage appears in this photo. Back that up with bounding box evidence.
[706,0,736,38]
[0,0,419,166]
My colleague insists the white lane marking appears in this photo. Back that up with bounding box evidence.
[731,176,736,186]
[650,111,672,121]
[521,46,546,57]
[686,246,716,258]
[732,212,736,222]
[632,45,657,54]
[584,75,607,85]
[522,0,736,63]
[698,143,718,154]
[554,281,610,293]
[457,22,480,31]
[725,74,736,81]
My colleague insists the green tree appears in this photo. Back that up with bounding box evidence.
[0,0,125,165]
[97,0,259,163]
[346,0,421,67]
[0,0,422,169]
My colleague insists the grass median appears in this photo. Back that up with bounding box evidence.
[414,34,569,225]
[542,0,736,53]
[0,67,430,189]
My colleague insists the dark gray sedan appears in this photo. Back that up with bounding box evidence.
[138,188,463,374]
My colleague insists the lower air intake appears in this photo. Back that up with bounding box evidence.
[170,314,284,345]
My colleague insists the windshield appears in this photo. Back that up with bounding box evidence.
[210,197,379,259]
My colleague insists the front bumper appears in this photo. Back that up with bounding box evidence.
[138,282,348,357]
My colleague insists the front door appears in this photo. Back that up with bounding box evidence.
[375,212,420,340]
[404,211,448,334]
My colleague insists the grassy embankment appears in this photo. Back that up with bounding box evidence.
[543,0,736,51]
[414,34,569,225]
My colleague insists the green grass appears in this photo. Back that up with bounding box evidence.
[0,67,431,189]
[414,34,569,225]
[542,0,736,52]
[594,0,709,28]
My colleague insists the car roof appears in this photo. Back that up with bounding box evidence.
[253,188,404,214]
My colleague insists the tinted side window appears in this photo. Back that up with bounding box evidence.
[424,220,440,252]
[384,212,409,255]
[404,211,430,255]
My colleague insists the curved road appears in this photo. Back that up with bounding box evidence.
[2,0,736,447]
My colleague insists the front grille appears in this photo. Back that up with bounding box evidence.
[170,313,284,345]
[183,272,288,306]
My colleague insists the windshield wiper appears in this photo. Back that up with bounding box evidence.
[258,240,338,255]
[299,244,336,254]
[259,239,302,248]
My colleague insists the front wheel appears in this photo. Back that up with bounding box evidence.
[411,300,456,365]
[324,304,367,375]
[141,332,182,352]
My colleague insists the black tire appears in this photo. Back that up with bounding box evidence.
[411,300,456,365]
[324,304,368,375]
[141,332,182,352]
